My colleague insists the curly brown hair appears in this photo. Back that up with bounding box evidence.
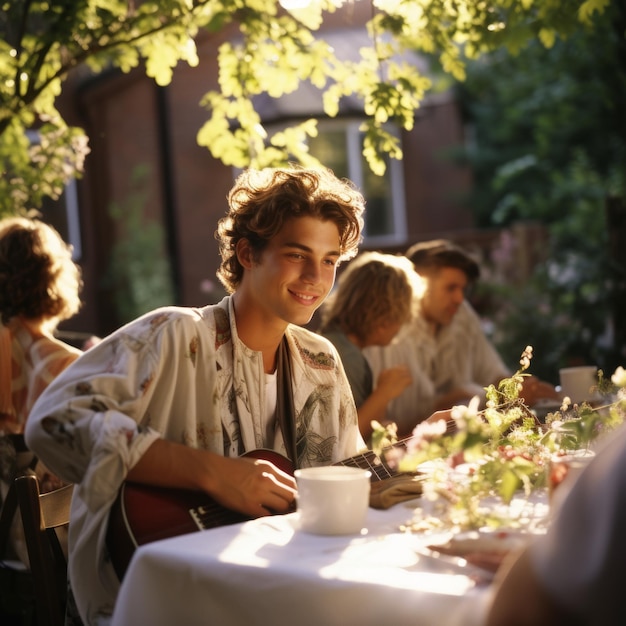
[319,251,419,343]
[0,217,82,327]
[215,166,365,293]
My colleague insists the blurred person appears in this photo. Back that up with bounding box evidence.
[364,239,557,433]
[0,215,83,563]
[25,166,367,625]
[319,251,417,440]
[0,216,83,432]
[487,421,626,625]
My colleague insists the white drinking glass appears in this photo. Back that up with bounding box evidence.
[294,466,371,535]
[559,366,598,405]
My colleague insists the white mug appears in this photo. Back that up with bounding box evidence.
[559,366,598,404]
[294,466,371,535]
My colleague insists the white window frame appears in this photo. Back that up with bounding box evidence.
[309,118,407,246]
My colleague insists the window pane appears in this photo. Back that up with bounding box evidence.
[308,131,348,178]
[300,119,406,246]
[39,180,82,260]
[361,149,395,237]
[27,130,82,259]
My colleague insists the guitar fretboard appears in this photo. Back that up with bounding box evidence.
[335,449,396,482]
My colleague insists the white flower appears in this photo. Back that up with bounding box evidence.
[519,345,534,370]
[451,396,481,429]
[412,418,447,441]
[406,419,448,454]
[611,366,626,388]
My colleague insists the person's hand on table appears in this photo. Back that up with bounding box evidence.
[519,376,560,406]
[432,543,511,574]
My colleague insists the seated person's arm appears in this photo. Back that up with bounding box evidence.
[434,375,559,413]
[518,376,559,405]
[487,548,578,626]
[127,438,296,518]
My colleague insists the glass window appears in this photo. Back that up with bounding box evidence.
[27,130,82,260]
[39,180,82,260]
[307,119,407,246]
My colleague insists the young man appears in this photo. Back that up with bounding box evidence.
[25,166,367,625]
[364,239,557,434]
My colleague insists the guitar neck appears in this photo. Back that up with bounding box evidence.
[335,449,396,481]
[352,418,456,480]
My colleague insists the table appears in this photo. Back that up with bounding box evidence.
[111,501,499,626]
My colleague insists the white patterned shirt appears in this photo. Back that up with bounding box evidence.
[26,296,363,625]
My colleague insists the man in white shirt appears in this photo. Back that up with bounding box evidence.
[25,166,367,625]
[365,239,556,435]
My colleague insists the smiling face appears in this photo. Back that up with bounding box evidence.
[236,216,342,336]
[420,266,468,330]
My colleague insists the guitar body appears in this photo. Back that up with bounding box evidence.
[107,447,394,580]
[106,449,294,580]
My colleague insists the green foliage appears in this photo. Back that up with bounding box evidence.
[0,0,614,212]
[103,165,176,324]
[0,115,89,217]
[373,353,626,529]
[0,0,221,213]
[456,2,626,379]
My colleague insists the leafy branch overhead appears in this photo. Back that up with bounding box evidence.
[0,0,612,214]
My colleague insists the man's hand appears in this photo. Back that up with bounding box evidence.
[207,455,297,518]
[127,439,297,520]
[519,376,559,406]
[376,365,412,401]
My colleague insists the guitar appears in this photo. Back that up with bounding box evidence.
[106,446,402,581]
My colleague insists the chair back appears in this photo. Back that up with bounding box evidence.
[15,474,73,626]
[0,471,34,626]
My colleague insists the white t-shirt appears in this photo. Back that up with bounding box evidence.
[264,371,278,446]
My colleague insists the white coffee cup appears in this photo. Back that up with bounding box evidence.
[294,466,371,535]
[559,366,598,404]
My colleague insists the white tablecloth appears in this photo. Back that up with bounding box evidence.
[111,502,496,626]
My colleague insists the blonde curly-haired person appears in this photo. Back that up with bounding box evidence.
[319,251,421,440]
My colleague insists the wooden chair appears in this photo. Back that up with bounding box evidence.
[15,474,73,626]
[0,434,38,625]
[0,477,34,626]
